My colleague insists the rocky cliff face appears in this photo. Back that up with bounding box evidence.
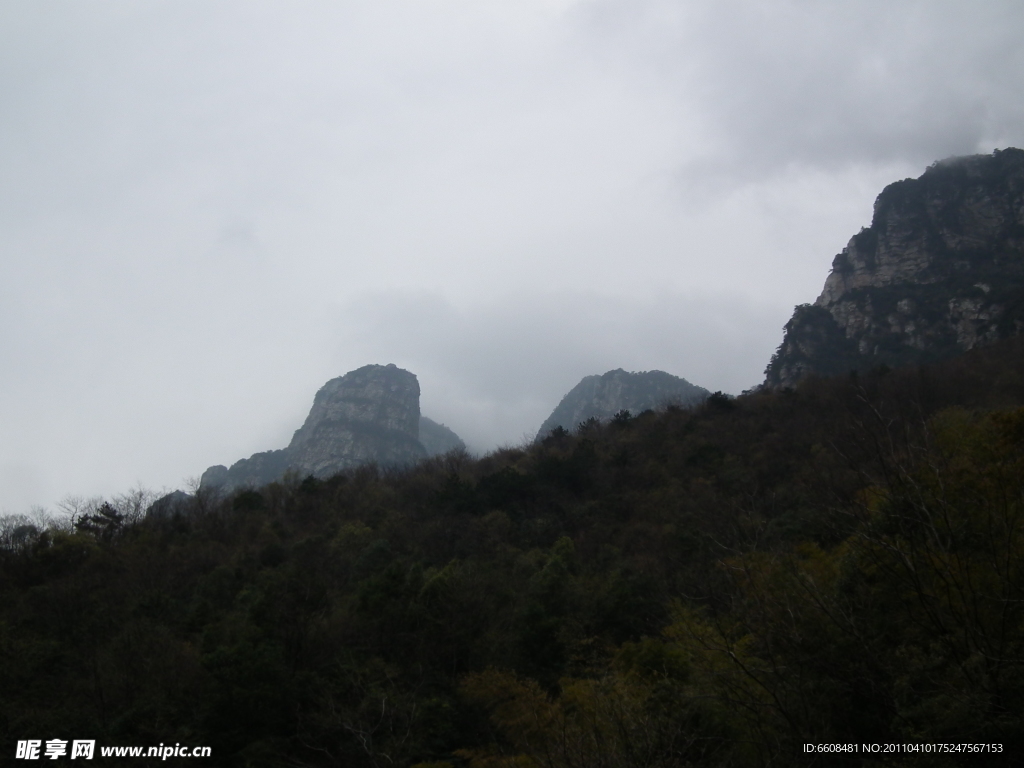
[200,364,428,492]
[765,148,1024,389]
[536,369,709,440]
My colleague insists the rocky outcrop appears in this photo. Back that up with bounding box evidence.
[536,369,709,439]
[419,416,466,457]
[765,148,1024,388]
[200,364,427,492]
[286,364,424,475]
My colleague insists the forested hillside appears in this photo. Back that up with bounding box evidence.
[4,340,1024,766]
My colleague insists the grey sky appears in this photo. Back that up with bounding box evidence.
[2,0,1023,512]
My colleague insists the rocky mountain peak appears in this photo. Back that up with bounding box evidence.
[536,368,709,440]
[765,148,1024,389]
[290,364,421,450]
[200,364,433,493]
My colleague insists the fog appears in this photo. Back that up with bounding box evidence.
[3,0,1023,511]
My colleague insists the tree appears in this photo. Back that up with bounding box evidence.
[73,501,124,541]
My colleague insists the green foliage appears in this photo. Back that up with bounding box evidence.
[5,339,1024,764]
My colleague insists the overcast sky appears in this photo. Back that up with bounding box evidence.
[2,0,1023,513]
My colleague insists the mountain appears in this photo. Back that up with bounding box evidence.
[419,416,466,457]
[765,147,1024,388]
[536,368,709,439]
[200,364,429,492]
[18,338,1024,764]
[17,154,1024,768]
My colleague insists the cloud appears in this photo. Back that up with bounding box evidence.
[573,0,1024,179]
[1,0,1022,511]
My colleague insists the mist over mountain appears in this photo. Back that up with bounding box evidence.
[419,416,466,458]
[199,364,466,493]
[766,148,1024,388]
[5,1,1024,516]
[536,368,709,440]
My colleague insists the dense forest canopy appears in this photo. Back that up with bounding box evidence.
[4,339,1024,766]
